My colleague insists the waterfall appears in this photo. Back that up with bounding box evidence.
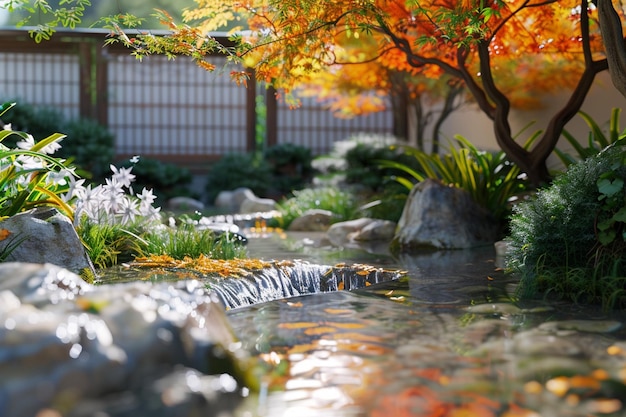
[201,260,406,310]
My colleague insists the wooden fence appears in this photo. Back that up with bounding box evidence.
[0,28,394,172]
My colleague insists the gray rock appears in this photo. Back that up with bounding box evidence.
[239,194,276,214]
[288,209,334,231]
[167,196,205,212]
[327,218,396,245]
[392,179,500,250]
[214,187,255,212]
[0,263,246,417]
[0,208,96,277]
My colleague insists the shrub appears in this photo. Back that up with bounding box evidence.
[0,102,75,219]
[0,101,64,145]
[59,118,115,182]
[0,99,116,182]
[264,143,313,195]
[381,135,531,225]
[554,108,625,167]
[507,143,626,309]
[205,153,272,204]
[274,187,360,229]
[120,157,193,204]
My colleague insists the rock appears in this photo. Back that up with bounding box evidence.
[327,218,396,246]
[214,187,256,212]
[288,209,334,231]
[0,263,247,417]
[392,179,500,251]
[167,196,205,212]
[0,208,96,277]
[326,218,374,245]
[239,194,276,214]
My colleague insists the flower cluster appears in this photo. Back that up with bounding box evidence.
[1,102,161,227]
[69,161,162,227]
[0,119,75,218]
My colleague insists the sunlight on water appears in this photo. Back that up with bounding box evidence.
[226,248,626,417]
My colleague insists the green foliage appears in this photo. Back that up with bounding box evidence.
[382,135,531,223]
[121,157,193,203]
[264,143,313,195]
[59,118,115,182]
[143,222,246,260]
[507,143,626,309]
[205,153,272,204]
[78,218,145,269]
[1,0,91,41]
[0,100,116,182]
[0,102,75,219]
[554,109,626,167]
[0,101,63,145]
[343,143,418,193]
[309,134,414,223]
[274,187,359,229]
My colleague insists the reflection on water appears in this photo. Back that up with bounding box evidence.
[227,240,626,417]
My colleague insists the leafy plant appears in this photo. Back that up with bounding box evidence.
[143,222,246,260]
[59,118,115,182]
[120,157,193,204]
[264,143,313,195]
[205,153,272,204]
[0,102,76,220]
[554,108,626,167]
[507,143,626,309]
[381,135,532,223]
[274,187,359,229]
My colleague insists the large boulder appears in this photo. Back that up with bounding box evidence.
[0,263,247,417]
[288,209,334,232]
[392,179,500,251]
[239,194,276,214]
[0,208,96,278]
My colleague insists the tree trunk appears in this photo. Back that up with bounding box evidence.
[597,0,626,98]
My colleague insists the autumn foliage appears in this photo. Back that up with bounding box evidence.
[105,0,626,184]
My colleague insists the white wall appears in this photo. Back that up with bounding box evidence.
[438,72,626,170]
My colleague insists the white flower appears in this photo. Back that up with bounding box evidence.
[137,187,156,210]
[16,134,35,150]
[103,177,125,196]
[130,155,140,164]
[2,123,12,131]
[117,195,139,225]
[40,139,62,155]
[109,164,135,189]
[61,176,86,202]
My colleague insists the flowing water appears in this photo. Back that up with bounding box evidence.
[97,231,626,416]
[226,233,626,417]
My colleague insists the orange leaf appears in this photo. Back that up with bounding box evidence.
[0,229,11,241]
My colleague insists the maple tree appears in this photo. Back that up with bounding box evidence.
[294,27,468,152]
[99,0,626,184]
[7,0,626,183]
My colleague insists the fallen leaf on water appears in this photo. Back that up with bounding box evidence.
[304,326,337,336]
[0,228,12,241]
[278,322,318,329]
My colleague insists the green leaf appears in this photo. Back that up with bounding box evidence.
[597,177,624,198]
[613,206,626,223]
[599,229,617,246]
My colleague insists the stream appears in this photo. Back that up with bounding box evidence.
[225,232,626,417]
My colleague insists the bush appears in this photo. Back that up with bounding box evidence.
[0,100,116,181]
[382,135,531,225]
[507,143,626,309]
[59,118,115,181]
[274,187,360,229]
[264,143,313,195]
[120,157,193,204]
[0,101,65,148]
[205,153,272,204]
